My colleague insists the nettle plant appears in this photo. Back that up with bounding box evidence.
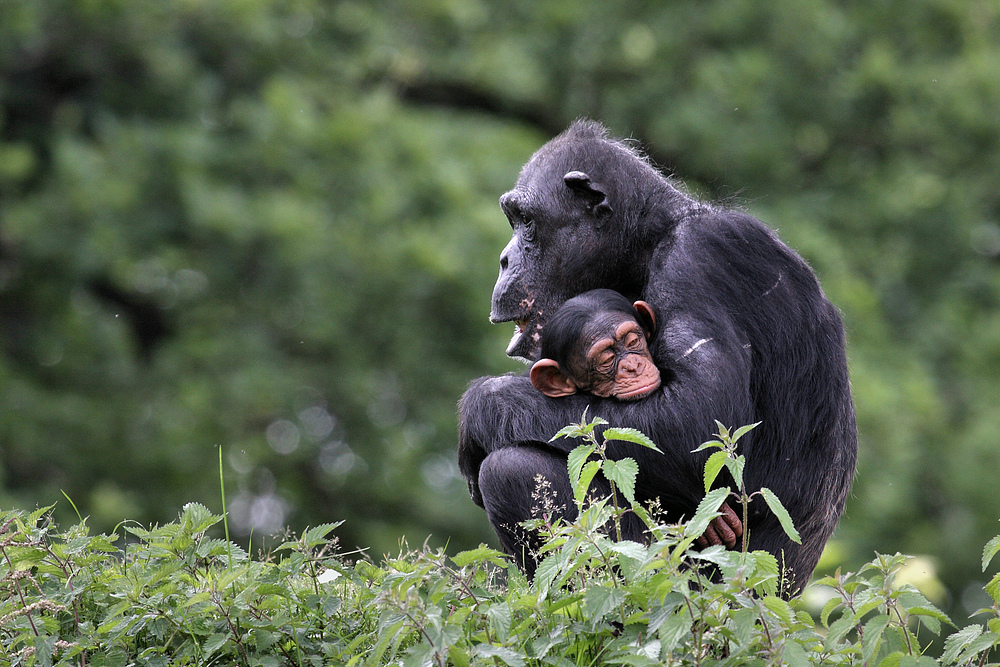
[1,416,999,666]
[533,414,799,587]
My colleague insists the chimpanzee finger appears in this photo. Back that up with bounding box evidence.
[702,523,721,547]
[711,516,737,548]
[721,502,743,538]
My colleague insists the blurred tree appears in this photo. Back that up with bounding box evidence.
[1,0,999,618]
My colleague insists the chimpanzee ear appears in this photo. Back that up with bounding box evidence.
[633,300,656,336]
[564,171,613,218]
[530,359,578,398]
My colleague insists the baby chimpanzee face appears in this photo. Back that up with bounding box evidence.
[529,290,661,401]
[566,311,661,400]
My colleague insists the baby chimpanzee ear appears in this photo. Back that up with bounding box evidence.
[530,359,578,398]
[633,300,656,337]
[563,171,613,218]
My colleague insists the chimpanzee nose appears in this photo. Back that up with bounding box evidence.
[620,355,640,373]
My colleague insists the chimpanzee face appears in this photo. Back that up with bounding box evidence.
[570,312,661,400]
[490,125,648,362]
[529,305,661,401]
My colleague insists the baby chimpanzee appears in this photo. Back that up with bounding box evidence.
[530,289,661,400]
[529,288,741,549]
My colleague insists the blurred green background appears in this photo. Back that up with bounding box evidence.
[1,0,999,619]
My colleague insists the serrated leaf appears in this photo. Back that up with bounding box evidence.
[181,502,221,534]
[452,546,508,568]
[203,632,229,658]
[703,451,727,493]
[783,642,810,667]
[486,602,512,640]
[877,651,905,667]
[687,487,730,539]
[907,605,952,628]
[732,422,761,443]
[825,614,856,649]
[567,444,597,491]
[760,487,801,544]
[181,591,212,608]
[983,535,1000,572]
[584,585,627,621]
[762,595,794,625]
[551,424,582,441]
[603,427,661,452]
[301,522,344,548]
[602,457,638,504]
[575,460,602,506]
[725,455,745,489]
[476,645,525,667]
[954,632,1000,666]
[862,614,890,664]
[985,571,1000,605]
[820,593,844,628]
[608,540,648,561]
[692,439,725,453]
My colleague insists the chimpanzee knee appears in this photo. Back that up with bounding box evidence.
[479,445,647,574]
[479,446,571,573]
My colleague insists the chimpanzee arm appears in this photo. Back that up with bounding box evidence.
[457,310,754,511]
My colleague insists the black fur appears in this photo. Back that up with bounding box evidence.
[459,120,857,593]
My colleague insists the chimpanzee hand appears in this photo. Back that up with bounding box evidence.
[695,501,743,549]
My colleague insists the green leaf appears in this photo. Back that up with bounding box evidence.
[782,642,810,667]
[181,502,221,534]
[732,422,761,443]
[551,424,582,441]
[820,592,844,628]
[576,460,602,507]
[603,427,661,452]
[702,451,727,493]
[602,457,638,504]
[985,571,1000,605]
[658,608,693,653]
[608,540,648,561]
[687,487,730,539]
[964,634,1000,664]
[983,535,1000,572]
[759,487,801,544]
[907,605,952,629]
[877,651,905,667]
[487,602,512,640]
[584,585,627,621]
[451,546,508,568]
[203,633,229,659]
[691,439,725,453]
[862,614,890,665]
[567,444,597,492]
[724,455,745,490]
[476,645,526,667]
[825,613,856,649]
[551,412,608,441]
[762,595,794,625]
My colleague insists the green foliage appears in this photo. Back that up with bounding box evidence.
[695,421,802,549]
[3,503,999,665]
[2,0,1000,627]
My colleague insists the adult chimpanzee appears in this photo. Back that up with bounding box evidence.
[529,289,661,400]
[458,119,856,593]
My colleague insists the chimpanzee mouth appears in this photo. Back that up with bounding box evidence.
[617,379,662,400]
[504,316,540,361]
